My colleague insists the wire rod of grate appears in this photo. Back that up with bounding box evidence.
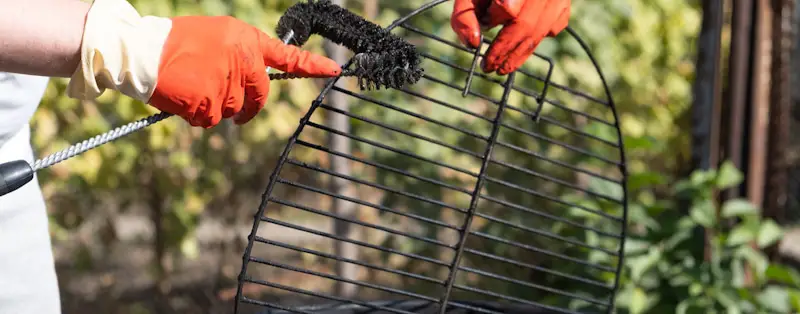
[235,1,628,313]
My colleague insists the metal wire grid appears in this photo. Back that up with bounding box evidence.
[234,1,628,313]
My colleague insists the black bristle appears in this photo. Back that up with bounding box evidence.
[276,0,424,90]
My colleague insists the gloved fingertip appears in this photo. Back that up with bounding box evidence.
[234,111,257,125]
[232,110,244,121]
[480,58,491,73]
[222,105,238,120]
[205,116,221,129]
[498,61,516,75]
[454,31,477,49]
[233,116,248,125]
[234,98,264,125]
[190,118,210,129]
[481,57,498,73]
[467,31,482,49]
[497,66,515,76]
[307,55,343,77]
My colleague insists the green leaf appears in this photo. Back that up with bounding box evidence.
[689,282,703,296]
[766,265,800,286]
[628,247,662,282]
[674,178,694,195]
[789,289,800,312]
[691,168,717,187]
[736,246,769,281]
[757,220,783,248]
[624,239,652,255]
[731,258,746,288]
[628,170,668,191]
[675,300,690,314]
[690,198,716,227]
[726,221,758,247]
[676,298,706,314]
[736,288,757,308]
[588,176,625,201]
[669,271,694,287]
[721,199,758,218]
[714,287,741,313]
[630,287,650,314]
[757,286,790,313]
[627,204,661,230]
[725,305,743,314]
[716,160,744,189]
[623,134,656,150]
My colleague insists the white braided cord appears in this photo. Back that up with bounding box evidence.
[32,112,174,171]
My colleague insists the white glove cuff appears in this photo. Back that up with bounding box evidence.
[67,0,172,103]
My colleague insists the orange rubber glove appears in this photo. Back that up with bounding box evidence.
[67,0,341,128]
[149,16,341,127]
[451,0,570,75]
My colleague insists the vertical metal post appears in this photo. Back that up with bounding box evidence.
[765,0,794,254]
[692,0,725,172]
[789,0,800,224]
[691,0,725,262]
[748,0,774,209]
[326,0,359,299]
[735,0,776,285]
[725,0,754,201]
[363,0,378,20]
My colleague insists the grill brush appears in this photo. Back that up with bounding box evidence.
[0,0,424,198]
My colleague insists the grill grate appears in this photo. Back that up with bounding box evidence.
[235,1,628,313]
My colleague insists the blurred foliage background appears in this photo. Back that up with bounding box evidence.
[25,0,800,313]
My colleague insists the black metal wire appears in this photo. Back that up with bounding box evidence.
[565,24,631,311]
[462,248,613,290]
[259,215,450,267]
[414,50,618,147]
[276,177,460,230]
[400,24,615,117]
[255,236,444,284]
[286,158,467,213]
[297,137,470,194]
[235,1,628,313]
[493,140,621,184]
[438,72,517,313]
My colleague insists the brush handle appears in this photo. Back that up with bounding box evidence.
[0,32,299,198]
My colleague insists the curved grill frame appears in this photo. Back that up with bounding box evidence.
[235,1,629,313]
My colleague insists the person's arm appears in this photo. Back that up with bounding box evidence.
[0,0,90,77]
[0,0,341,128]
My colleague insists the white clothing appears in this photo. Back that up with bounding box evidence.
[0,73,61,314]
[0,1,173,312]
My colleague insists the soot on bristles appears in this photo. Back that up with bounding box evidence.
[276,0,423,91]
